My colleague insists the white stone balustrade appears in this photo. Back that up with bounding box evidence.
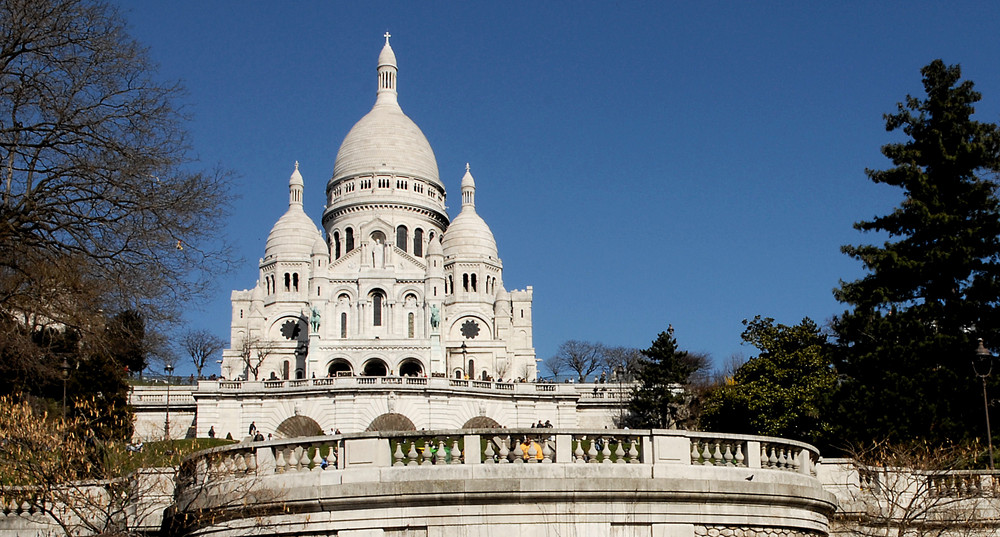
[176,429,819,485]
[167,428,837,537]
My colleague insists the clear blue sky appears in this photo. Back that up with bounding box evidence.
[115,1,1000,377]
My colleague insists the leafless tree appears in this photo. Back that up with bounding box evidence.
[0,395,180,537]
[549,340,605,383]
[600,346,641,426]
[0,395,280,537]
[494,358,511,381]
[542,353,564,380]
[238,334,274,381]
[602,346,642,382]
[0,0,233,360]
[181,329,226,378]
[833,442,1000,537]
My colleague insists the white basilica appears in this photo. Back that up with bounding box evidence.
[220,36,536,385]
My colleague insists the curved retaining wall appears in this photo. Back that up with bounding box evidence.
[169,429,837,537]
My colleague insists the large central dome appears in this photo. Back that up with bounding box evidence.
[331,38,441,188]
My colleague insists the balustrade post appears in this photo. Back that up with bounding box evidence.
[256,445,277,474]
[463,435,482,464]
[343,437,392,467]
[641,435,654,464]
[798,449,811,475]
[555,434,572,463]
[746,441,762,468]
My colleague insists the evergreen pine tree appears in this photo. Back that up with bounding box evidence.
[628,327,705,428]
[833,60,1000,445]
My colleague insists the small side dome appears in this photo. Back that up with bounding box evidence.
[443,211,498,259]
[312,235,327,256]
[426,232,444,257]
[442,164,498,260]
[264,163,323,261]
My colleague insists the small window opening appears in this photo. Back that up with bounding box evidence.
[373,292,383,326]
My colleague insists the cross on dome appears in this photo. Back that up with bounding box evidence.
[384,31,391,45]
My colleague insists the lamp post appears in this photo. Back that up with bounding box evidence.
[974,338,994,470]
[164,363,174,440]
[60,358,69,420]
[461,341,468,379]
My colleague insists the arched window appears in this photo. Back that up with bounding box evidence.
[467,359,475,379]
[371,230,386,244]
[413,228,423,257]
[282,361,290,380]
[346,228,355,252]
[333,231,341,259]
[408,313,414,338]
[471,273,477,292]
[372,291,384,326]
[284,273,290,292]
[396,225,408,252]
[455,369,463,379]
[292,273,299,292]
[463,273,469,292]
[340,312,347,338]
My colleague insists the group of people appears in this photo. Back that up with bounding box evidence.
[248,421,269,441]
[530,419,553,428]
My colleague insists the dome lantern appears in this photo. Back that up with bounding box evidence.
[377,32,398,105]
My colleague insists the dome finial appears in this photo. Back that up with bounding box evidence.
[384,31,391,45]
[289,162,304,206]
[461,164,476,208]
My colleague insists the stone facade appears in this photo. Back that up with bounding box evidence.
[220,36,535,387]
[130,381,633,440]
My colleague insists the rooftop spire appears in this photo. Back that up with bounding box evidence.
[376,32,398,105]
[461,163,476,208]
[289,161,303,207]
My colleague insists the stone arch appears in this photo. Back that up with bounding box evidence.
[398,358,423,377]
[327,358,353,377]
[275,415,323,439]
[333,288,358,303]
[366,413,416,432]
[462,416,501,429]
[363,358,388,376]
[394,285,422,303]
